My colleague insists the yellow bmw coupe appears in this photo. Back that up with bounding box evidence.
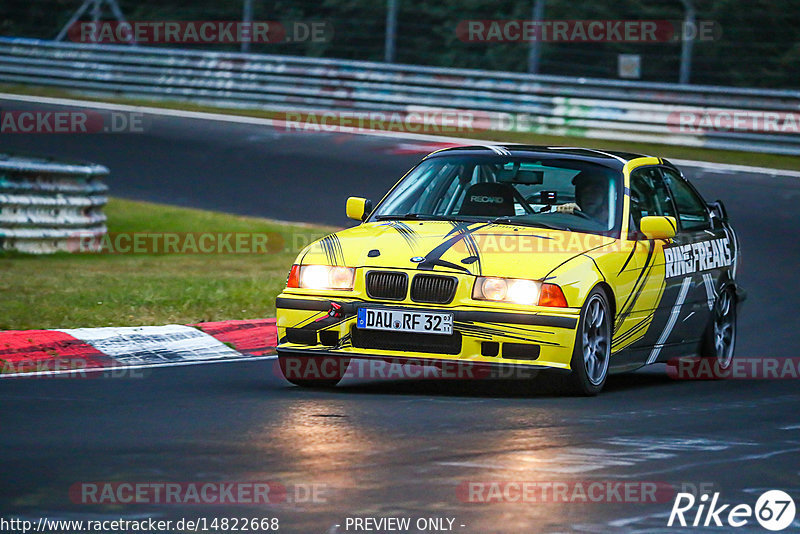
[276,146,743,394]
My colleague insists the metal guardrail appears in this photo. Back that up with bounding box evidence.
[0,154,108,254]
[0,37,798,155]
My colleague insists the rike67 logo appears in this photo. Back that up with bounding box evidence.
[668,490,796,531]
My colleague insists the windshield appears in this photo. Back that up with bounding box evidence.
[369,155,622,235]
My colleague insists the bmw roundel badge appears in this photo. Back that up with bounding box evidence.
[411,256,425,263]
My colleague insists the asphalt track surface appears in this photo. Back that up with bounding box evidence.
[2,98,800,533]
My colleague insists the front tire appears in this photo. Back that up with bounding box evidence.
[564,288,612,396]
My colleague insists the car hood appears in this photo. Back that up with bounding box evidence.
[299,220,616,279]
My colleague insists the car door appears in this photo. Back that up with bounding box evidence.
[610,166,679,368]
[660,166,727,347]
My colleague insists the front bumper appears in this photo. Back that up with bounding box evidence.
[275,294,580,372]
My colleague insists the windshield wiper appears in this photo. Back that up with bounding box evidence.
[489,217,573,232]
[376,213,468,222]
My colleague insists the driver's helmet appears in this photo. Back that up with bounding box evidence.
[572,171,609,222]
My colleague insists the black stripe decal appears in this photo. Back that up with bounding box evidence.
[276,298,578,329]
[331,234,344,264]
[612,311,655,346]
[456,326,559,347]
[618,240,638,276]
[543,241,614,281]
[582,253,607,282]
[455,311,576,329]
[455,323,561,346]
[418,222,490,272]
[380,221,418,249]
[276,297,332,311]
[318,234,345,266]
[276,347,571,374]
[614,240,656,331]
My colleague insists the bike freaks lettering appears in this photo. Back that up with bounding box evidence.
[664,238,732,278]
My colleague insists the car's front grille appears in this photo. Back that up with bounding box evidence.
[351,327,462,355]
[410,274,458,304]
[366,271,408,300]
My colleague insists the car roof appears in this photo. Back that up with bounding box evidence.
[424,145,666,171]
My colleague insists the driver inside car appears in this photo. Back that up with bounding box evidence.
[552,171,610,223]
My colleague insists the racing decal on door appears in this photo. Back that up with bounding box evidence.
[610,240,667,354]
[702,273,716,310]
[663,237,732,278]
[646,276,693,364]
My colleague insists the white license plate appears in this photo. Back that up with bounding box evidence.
[357,308,453,335]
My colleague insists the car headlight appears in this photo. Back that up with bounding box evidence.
[286,264,355,290]
[473,277,568,307]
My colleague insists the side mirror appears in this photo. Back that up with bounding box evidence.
[640,216,677,240]
[708,200,729,223]
[346,197,373,222]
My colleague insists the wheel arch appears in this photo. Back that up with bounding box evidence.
[717,271,746,306]
[593,281,616,321]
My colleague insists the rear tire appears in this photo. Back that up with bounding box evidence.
[701,287,737,371]
[278,354,350,388]
[564,288,612,396]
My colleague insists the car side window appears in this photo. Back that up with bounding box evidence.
[628,167,676,239]
[661,168,711,232]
